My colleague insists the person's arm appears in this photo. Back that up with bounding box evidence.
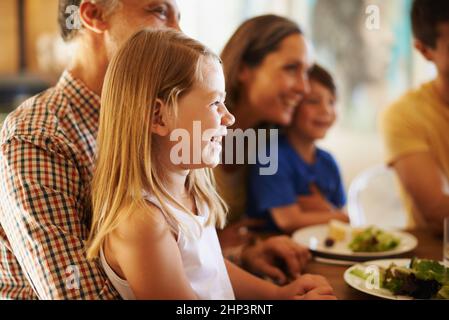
[392,152,449,234]
[379,99,448,232]
[225,260,336,300]
[109,203,198,300]
[271,186,349,235]
[0,138,120,299]
[271,204,348,234]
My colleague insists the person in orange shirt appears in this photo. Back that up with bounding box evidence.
[380,0,449,234]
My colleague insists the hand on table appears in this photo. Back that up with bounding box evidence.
[241,235,312,285]
[275,274,337,300]
[298,184,350,223]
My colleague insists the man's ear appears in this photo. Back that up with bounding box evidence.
[151,99,170,137]
[79,1,109,34]
[414,39,434,62]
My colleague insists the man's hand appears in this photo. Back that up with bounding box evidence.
[241,236,311,285]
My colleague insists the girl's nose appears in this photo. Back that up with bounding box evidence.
[221,105,235,127]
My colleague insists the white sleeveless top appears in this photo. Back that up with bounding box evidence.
[100,194,235,300]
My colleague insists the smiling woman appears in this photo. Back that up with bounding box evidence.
[215,15,312,226]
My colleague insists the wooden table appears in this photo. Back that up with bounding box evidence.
[302,230,443,300]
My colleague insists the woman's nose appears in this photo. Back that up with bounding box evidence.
[295,73,310,96]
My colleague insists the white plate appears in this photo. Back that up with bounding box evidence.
[344,259,413,300]
[292,224,418,261]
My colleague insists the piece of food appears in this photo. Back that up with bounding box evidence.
[328,219,350,242]
[349,258,449,299]
[324,237,335,248]
[348,227,400,252]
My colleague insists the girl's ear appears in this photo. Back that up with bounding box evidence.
[151,99,170,137]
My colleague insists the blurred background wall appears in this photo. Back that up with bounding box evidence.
[0,0,439,195]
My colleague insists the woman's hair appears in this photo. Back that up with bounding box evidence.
[308,64,337,97]
[221,14,303,111]
[86,29,227,259]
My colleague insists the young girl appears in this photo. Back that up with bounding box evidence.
[86,29,335,300]
[247,64,349,234]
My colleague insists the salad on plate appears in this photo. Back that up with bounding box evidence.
[325,220,401,253]
[349,258,449,299]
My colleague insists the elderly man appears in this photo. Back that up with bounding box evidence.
[0,0,314,299]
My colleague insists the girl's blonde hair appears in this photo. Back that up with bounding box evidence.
[86,29,228,260]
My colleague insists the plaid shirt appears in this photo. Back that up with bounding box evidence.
[0,71,121,299]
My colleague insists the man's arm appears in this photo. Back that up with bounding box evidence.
[0,138,120,299]
[392,152,449,233]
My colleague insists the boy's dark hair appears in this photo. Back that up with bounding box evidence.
[59,0,82,41]
[308,64,337,97]
[411,0,449,48]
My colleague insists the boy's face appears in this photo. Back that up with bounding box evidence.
[432,22,449,82]
[103,0,181,60]
[418,22,449,82]
[291,79,337,141]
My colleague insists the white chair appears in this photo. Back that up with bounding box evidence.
[347,164,408,229]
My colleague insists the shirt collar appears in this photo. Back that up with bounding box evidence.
[56,70,101,116]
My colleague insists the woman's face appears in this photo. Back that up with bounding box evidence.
[290,79,337,141]
[239,33,313,126]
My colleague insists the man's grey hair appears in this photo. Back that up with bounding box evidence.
[58,0,122,41]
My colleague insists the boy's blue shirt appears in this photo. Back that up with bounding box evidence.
[247,134,346,231]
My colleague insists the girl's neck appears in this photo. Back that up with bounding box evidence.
[154,141,190,201]
[286,130,317,164]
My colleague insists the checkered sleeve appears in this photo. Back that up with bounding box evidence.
[0,136,120,300]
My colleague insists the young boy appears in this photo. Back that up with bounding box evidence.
[247,64,349,234]
[380,0,449,234]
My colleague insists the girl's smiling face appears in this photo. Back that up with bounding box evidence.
[290,79,337,141]
[172,57,235,168]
